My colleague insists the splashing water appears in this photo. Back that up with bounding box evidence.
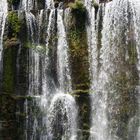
[47,91,78,140]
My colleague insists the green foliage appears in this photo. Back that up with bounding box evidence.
[92,0,99,8]
[8,12,21,37]
[68,0,86,12]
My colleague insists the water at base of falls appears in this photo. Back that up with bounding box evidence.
[47,91,77,140]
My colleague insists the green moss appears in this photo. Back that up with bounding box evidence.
[8,12,21,38]
[2,48,15,93]
[68,0,86,13]
[92,0,99,9]
[68,28,89,88]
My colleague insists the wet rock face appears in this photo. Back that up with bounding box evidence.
[1,0,139,140]
[0,9,29,139]
[99,0,112,3]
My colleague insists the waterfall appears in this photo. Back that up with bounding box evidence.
[130,0,140,139]
[89,0,140,140]
[46,9,77,140]
[40,9,56,111]
[20,0,55,10]
[20,0,35,10]
[0,0,8,12]
[0,0,7,83]
[85,0,98,86]
[39,10,56,140]
[57,9,72,93]
[45,0,54,9]
[25,12,39,96]
[101,1,140,139]
[1,0,140,139]
[85,0,108,139]
[24,11,40,140]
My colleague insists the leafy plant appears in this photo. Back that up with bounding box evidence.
[92,0,99,8]
[8,12,21,37]
[68,0,86,12]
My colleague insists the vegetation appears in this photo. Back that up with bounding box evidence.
[68,0,86,13]
[2,48,15,93]
[8,12,21,37]
[92,0,99,9]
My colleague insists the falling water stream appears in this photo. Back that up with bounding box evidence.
[85,0,108,139]
[0,0,7,82]
[20,0,35,10]
[24,11,40,140]
[47,9,77,140]
[20,0,78,138]
[57,9,72,93]
[89,0,140,140]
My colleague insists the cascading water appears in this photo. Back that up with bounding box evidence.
[1,0,140,139]
[20,0,35,10]
[24,11,40,140]
[57,9,72,93]
[0,0,7,82]
[39,9,57,140]
[89,0,140,140]
[40,9,56,109]
[85,0,98,85]
[46,9,77,140]
[25,12,40,96]
[129,0,140,139]
[85,0,108,139]
[0,0,8,12]
[23,4,77,139]
[45,0,54,9]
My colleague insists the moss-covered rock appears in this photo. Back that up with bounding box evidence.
[7,12,21,38]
